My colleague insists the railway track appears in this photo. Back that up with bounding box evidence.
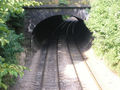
[10,16,120,90]
[33,35,101,90]
[10,19,103,90]
[11,34,102,90]
[9,15,104,90]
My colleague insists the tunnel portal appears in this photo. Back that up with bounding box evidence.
[23,5,91,49]
[32,15,92,44]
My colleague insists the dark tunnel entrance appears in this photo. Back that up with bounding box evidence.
[32,15,93,49]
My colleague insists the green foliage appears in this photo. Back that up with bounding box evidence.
[59,0,69,5]
[62,15,70,20]
[0,62,26,90]
[58,0,89,6]
[86,0,120,74]
[24,1,43,6]
[1,31,24,64]
[6,12,25,31]
[3,0,43,31]
[0,0,43,89]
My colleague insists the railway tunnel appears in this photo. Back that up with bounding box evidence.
[22,14,98,90]
[14,3,105,90]
[12,1,120,90]
[32,15,92,48]
[11,2,120,89]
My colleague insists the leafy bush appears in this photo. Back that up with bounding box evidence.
[5,0,43,32]
[0,24,26,90]
[86,0,120,74]
[1,31,24,64]
[0,59,26,90]
[0,0,43,89]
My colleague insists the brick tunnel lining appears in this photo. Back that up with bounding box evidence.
[32,15,92,44]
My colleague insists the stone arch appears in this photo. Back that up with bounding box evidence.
[24,8,89,33]
[23,7,90,49]
[31,14,90,44]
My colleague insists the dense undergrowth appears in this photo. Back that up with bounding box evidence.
[86,0,120,75]
[0,0,42,90]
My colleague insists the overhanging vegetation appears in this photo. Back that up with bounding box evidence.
[86,0,120,75]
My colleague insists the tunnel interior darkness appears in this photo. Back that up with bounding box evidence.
[32,15,93,49]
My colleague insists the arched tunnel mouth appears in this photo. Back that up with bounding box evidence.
[32,15,93,50]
